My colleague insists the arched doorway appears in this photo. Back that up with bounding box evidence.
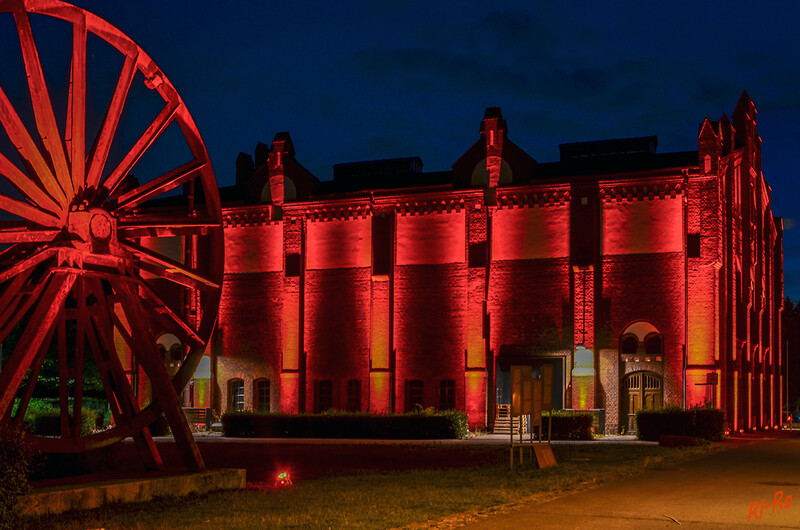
[622,371,663,432]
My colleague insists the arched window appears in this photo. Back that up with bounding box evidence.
[229,379,244,412]
[620,334,638,355]
[346,380,361,412]
[315,380,332,413]
[439,380,455,410]
[255,379,270,412]
[644,333,663,355]
[405,380,423,412]
[619,322,662,363]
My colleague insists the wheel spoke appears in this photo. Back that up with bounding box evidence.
[0,194,61,227]
[57,309,71,438]
[115,281,203,471]
[0,225,60,243]
[11,320,56,427]
[71,277,85,439]
[103,100,180,198]
[68,14,87,192]
[86,52,138,191]
[114,160,206,211]
[91,278,163,469]
[0,265,34,315]
[120,239,219,291]
[0,271,75,417]
[0,151,63,215]
[0,270,51,341]
[12,4,72,198]
[0,84,67,209]
[0,247,54,284]
[132,276,203,347]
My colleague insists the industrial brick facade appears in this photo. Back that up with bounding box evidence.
[200,93,783,433]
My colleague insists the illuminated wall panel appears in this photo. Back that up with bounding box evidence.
[603,197,682,255]
[492,205,569,260]
[218,272,283,412]
[282,281,300,371]
[394,263,466,411]
[224,224,283,273]
[281,372,300,413]
[396,212,465,265]
[687,266,717,366]
[306,218,371,270]
[370,277,391,370]
[370,372,391,414]
[602,254,684,407]
[685,369,709,408]
[464,371,486,429]
[305,268,371,410]
[489,259,570,351]
[467,268,486,368]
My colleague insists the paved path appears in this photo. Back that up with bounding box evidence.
[463,436,800,529]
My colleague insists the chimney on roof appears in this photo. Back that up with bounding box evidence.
[480,107,507,188]
[235,152,254,190]
[266,132,296,207]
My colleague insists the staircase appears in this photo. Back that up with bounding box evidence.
[492,404,528,434]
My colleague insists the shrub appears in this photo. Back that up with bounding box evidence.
[541,410,593,440]
[636,407,724,441]
[30,407,100,436]
[0,425,33,529]
[222,410,469,439]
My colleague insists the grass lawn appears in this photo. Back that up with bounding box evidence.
[22,443,716,529]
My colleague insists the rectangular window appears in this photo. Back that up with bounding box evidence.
[372,214,393,275]
[439,379,455,410]
[468,242,487,268]
[285,253,302,277]
[316,380,333,413]
[346,380,361,412]
[687,233,701,258]
[230,380,245,411]
[255,379,270,412]
[406,380,423,412]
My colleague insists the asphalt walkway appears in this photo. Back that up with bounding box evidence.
[462,435,800,529]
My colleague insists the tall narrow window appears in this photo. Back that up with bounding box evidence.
[255,379,270,412]
[316,380,333,413]
[229,379,244,411]
[346,380,361,412]
[406,380,424,412]
[439,380,455,410]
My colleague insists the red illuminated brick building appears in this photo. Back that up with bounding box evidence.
[200,92,783,434]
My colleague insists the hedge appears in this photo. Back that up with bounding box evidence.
[541,410,594,440]
[636,407,725,441]
[28,407,101,437]
[222,410,469,439]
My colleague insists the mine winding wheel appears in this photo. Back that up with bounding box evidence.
[0,0,223,471]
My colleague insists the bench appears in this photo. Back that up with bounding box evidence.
[183,407,212,431]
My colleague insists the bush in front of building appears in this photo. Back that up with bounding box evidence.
[28,407,101,436]
[0,425,33,529]
[635,407,725,441]
[541,410,594,440]
[221,410,469,439]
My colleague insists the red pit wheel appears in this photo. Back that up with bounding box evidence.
[0,0,222,471]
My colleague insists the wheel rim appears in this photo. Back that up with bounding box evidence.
[0,0,222,457]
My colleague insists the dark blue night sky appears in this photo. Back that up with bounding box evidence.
[8,1,800,297]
